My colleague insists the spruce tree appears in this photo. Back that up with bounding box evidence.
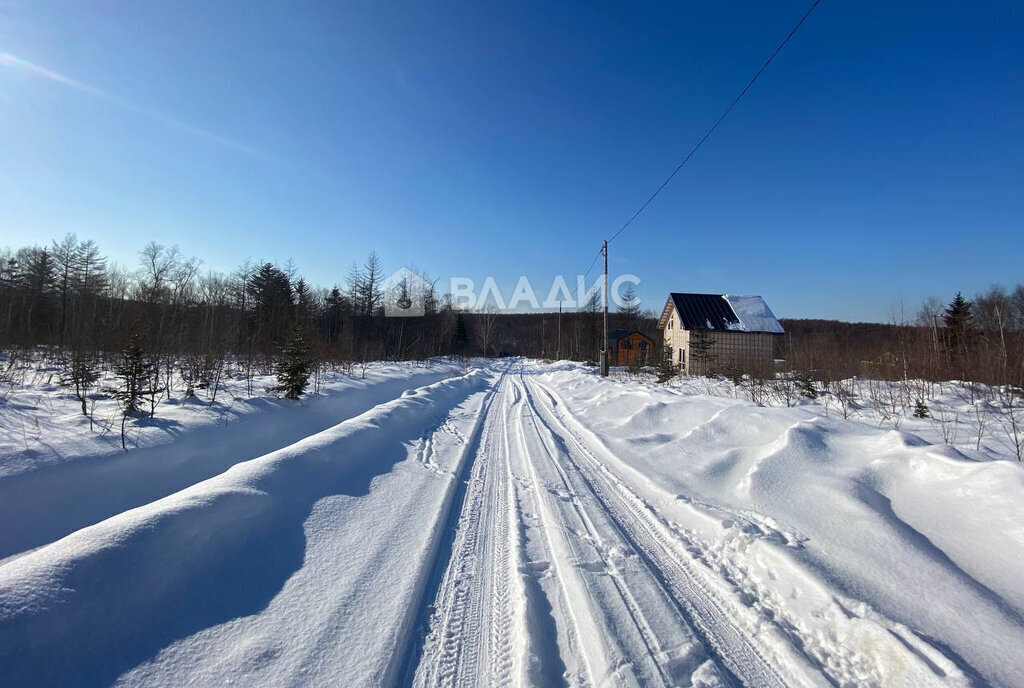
[689,327,716,376]
[656,344,676,383]
[275,322,313,400]
[943,292,974,373]
[115,334,160,450]
[913,399,931,419]
[115,335,155,418]
[796,371,818,399]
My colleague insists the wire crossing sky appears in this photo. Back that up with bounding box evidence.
[582,0,820,285]
[1,1,1021,322]
[606,0,822,247]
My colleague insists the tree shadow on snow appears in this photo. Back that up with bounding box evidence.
[0,370,452,560]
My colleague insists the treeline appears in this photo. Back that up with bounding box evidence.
[4,233,1020,393]
[0,234,657,372]
[779,286,1024,388]
[0,236,477,369]
[463,303,656,363]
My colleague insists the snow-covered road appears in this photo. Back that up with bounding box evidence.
[410,365,983,688]
[2,360,1021,686]
[414,367,780,687]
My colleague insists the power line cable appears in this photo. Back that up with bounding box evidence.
[581,245,604,283]
[606,0,821,245]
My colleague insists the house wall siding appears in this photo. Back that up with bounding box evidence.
[610,332,655,366]
[660,304,776,375]
[662,315,690,370]
[703,331,776,375]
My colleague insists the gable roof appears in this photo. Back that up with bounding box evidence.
[607,329,628,341]
[608,329,653,342]
[658,293,784,334]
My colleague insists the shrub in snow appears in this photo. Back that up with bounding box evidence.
[797,372,818,399]
[61,350,99,416]
[914,399,931,419]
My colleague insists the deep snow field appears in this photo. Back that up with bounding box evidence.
[0,358,1022,687]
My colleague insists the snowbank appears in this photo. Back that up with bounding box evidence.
[529,362,1024,686]
[0,363,462,561]
[0,370,488,687]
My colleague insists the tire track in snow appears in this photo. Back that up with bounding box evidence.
[514,371,731,687]
[531,376,975,688]
[410,366,522,688]
[507,374,605,686]
[389,365,509,686]
[523,375,825,688]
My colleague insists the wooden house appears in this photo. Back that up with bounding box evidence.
[658,293,783,375]
[606,329,655,367]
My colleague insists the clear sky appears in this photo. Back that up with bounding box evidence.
[1,1,1021,322]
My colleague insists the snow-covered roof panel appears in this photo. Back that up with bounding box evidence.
[722,295,784,334]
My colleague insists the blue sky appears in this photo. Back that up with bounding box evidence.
[1,1,1021,322]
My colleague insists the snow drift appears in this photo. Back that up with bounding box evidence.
[0,364,462,561]
[0,370,488,687]
[532,363,1024,686]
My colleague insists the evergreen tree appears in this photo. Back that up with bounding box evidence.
[115,334,161,449]
[796,371,818,399]
[324,286,346,343]
[689,327,716,376]
[18,247,56,337]
[943,292,975,372]
[293,278,313,323]
[115,335,155,418]
[913,399,931,419]
[656,343,676,383]
[943,292,972,328]
[248,262,293,346]
[274,322,312,399]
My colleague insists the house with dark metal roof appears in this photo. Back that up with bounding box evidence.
[657,293,783,375]
[606,329,655,367]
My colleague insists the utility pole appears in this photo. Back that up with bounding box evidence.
[557,300,562,361]
[601,240,609,377]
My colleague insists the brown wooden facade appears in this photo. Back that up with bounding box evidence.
[607,330,655,367]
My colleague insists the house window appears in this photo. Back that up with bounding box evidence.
[668,317,673,330]
[639,341,649,350]
[623,340,633,349]
[678,348,683,363]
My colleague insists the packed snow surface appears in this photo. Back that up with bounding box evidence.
[1,360,1022,687]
